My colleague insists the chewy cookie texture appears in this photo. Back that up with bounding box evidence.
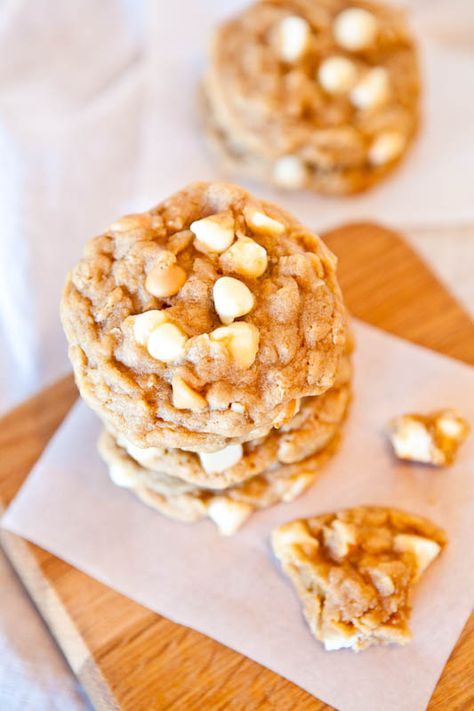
[272,506,446,651]
[98,428,342,536]
[202,0,420,195]
[61,181,346,452]
[106,362,352,490]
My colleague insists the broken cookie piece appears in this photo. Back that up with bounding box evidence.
[271,506,446,651]
[389,409,470,466]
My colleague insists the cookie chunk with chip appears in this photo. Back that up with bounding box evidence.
[272,506,446,651]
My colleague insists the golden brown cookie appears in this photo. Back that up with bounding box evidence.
[203,0,420,194]
[272,506,446,651]
[98,429,342,535]
[61,181,346,450]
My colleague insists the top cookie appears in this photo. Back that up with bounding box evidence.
[203,0,420,194]
[61,182,346,450]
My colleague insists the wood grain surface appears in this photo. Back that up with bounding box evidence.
[1,223,473,711]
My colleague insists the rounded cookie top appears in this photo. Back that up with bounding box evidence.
[203,0,420,194]
[61,182,345,448]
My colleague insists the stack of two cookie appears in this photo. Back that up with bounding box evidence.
[61,182,351,535]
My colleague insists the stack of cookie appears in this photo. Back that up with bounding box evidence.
[202,0,420,195]
[61,182,352,534]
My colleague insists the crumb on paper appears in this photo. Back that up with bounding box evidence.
[388,409,470,466]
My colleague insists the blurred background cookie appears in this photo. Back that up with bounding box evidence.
[202,0,420,195]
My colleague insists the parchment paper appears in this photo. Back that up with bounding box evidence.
[2,321,474,711]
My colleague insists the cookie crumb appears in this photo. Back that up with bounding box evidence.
[389,409,470,466]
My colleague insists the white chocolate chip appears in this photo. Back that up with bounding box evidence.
[119,437,164,468]
[210,322,260,369]
[389,417,434,463]
[190,211,235,253]
[147,322,187,363]
[171,375,207,411]
[369,131,406,165]
[273,155,307,189]
[244,207,285,236]
[368,568,395,597]
[333,8,378,51]
[199,443,244,474]
[145,252,186,298]
[323,520,357,560]
[272,521,317,549]
[318,56,358,94]
[437,414,464,438]
[323,628,358,651]
[394,534,441,580]
[351,67,389,109]
[220,237,268,279]
[108,464,135,488]
[274,472,315,502]
[213,276,255,324]
[231,402,245,414]
[128,310,168,346]
[207,497,253,535]
[276,15,311,63]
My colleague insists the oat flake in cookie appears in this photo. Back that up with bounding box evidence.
[61,182,346,451]
[272,506,446,651]
[202,0,420,195]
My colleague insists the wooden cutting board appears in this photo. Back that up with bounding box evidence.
[1,223,473,711]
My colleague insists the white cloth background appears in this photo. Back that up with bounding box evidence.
[0,1,145,708]
[0,0,472,708]
[0,0,145,417]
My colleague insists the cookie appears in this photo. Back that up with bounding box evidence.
[202,0,420,194]
[98,428,342,535]
[61,181,346,451]
[108,347,351,489]
[112,383,350,489]
[388,409,470,466]
[272,506,446,651]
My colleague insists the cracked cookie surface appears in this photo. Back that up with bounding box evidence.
[272,506,446,651]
